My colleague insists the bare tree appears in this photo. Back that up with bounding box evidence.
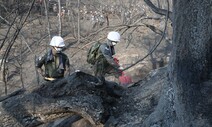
[0,0,36,95]
[57,0,62,36]
[144,0,173,21]
[43,0,51,42]
[77,0,81,43]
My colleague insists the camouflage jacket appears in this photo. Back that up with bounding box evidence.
[97,43,119,68]
[36,49,70,78]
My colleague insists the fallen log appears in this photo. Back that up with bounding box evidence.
[0,67,170,127]
[0,71,124,127]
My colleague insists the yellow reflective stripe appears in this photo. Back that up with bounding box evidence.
[44,77,56,81]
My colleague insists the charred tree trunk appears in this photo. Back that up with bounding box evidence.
[143,0,212,127]
[171,0,212,126]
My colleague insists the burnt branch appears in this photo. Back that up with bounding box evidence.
[144,0,173,21]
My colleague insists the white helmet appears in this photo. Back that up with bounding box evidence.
[107,31,121,42]
[49,36,65,47]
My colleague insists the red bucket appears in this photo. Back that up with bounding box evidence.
[113,57,132,86]
[119,72,132,86]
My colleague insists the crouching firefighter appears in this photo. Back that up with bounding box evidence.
[35,36,70,81]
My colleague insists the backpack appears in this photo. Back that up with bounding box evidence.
[87,42,101,65]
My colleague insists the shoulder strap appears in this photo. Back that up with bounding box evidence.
[45,49,54,63]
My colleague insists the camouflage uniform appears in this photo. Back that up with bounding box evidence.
[36,49,70,80]
[94,43,121,81]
